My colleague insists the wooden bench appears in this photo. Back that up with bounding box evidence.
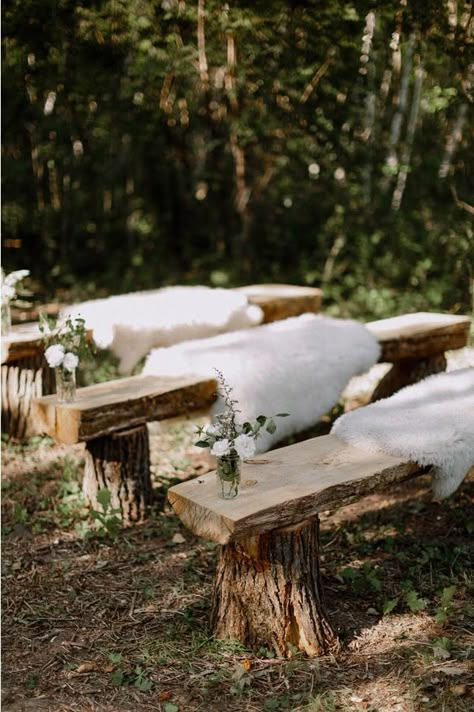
[168,434,427,657]
[1,322,55,439]
[32,311,469,521]
[238,284,323,323]
[367,312,470,400]
[32,375,217,523]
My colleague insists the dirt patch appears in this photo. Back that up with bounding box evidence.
[2,420,473,712]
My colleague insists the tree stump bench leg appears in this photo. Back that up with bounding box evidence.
[83,423,153,524]
[1,353,51,440]
[210,516,339,657]
[371,353,447,402]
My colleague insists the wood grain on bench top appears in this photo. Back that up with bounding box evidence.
[168,434,423,545]
[32,374,217,445]
[367,312,471,362]
[237,284,323,323]
[1,322,44,364]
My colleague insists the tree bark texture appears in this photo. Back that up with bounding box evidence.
[371,353,447,402]
[1,353,53,440]
[83,424,153,524]
[210,517,339,657]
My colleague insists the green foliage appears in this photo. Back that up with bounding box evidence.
[106,652,153,692]
[2,1,472,314]
[89,488,123,540]
[23,673,39,690]
[434,585,456,625]
[340,562,382,595]
[404,588,427,613]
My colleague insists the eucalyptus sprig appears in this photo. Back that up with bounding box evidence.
[195,369,289,459]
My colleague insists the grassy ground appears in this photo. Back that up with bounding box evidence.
[2,409,473,712]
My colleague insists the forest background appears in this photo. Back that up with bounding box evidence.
[2,0,473,320]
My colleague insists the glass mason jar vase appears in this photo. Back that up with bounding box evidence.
[216,451,241,499]
[55,366,76,403]
[1,299,12,334]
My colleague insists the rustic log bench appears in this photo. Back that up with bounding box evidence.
[31,311,469,524]
[367,312,470,400]
[168,434,427,657]
[32,375,217,523]
[1,322,55,439]
[238,284,323,323]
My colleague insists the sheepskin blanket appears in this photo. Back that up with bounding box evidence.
[332,367,474,499]
[143,314,381,452]
[61,287,263,374]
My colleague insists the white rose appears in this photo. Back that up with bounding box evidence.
[234,433,257,459]
[62,352,79,371]
[211,438,231,457]
[45,344,65,368]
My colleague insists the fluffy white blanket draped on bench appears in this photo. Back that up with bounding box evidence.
[332,367,474,499]
[61,287,264,374]
[143,314,381,452]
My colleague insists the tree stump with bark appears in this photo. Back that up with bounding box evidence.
[83,423,153,524]
[211,517,338,656]
[169,434,423,656]
[33,374,217,523]
[371,353,447,402]
[1,323,53,440]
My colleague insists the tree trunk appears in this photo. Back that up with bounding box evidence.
[1,353,52,440]
[371,353,447,402]
[83,424,153,524]
[210,517,338,657]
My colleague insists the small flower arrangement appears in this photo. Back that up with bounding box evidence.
[39,312,91,401]
[39,312,90,370]
[1,269,30,333]
[195,369,288,498]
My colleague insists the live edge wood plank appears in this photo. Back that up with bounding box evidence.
[168,434,424,545]
[1,322,45,364]
[368,312,470,362]
[32,374,217,445]
[237,284,323,323]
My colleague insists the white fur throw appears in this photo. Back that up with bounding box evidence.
[332,367,474,499]
[61,287,263,374]
[143,314,381,452]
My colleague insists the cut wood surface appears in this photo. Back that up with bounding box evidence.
[32,374,217,445]
[1,322,44,364]
[368,312,470,362]
[238,284,323,323]
[168,434,423,545]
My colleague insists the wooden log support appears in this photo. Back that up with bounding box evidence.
[1,354,43,440]
[1,322,71,440]
[169,435,424,656]
[237,284,323,323]
[368,312,470,401]
[33,374,217,522]
[83,423,152,524]
[1,323,47,440]
[371,353,447,402]
[211,517,338,657]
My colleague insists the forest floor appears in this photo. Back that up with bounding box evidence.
[2,352,474,712]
